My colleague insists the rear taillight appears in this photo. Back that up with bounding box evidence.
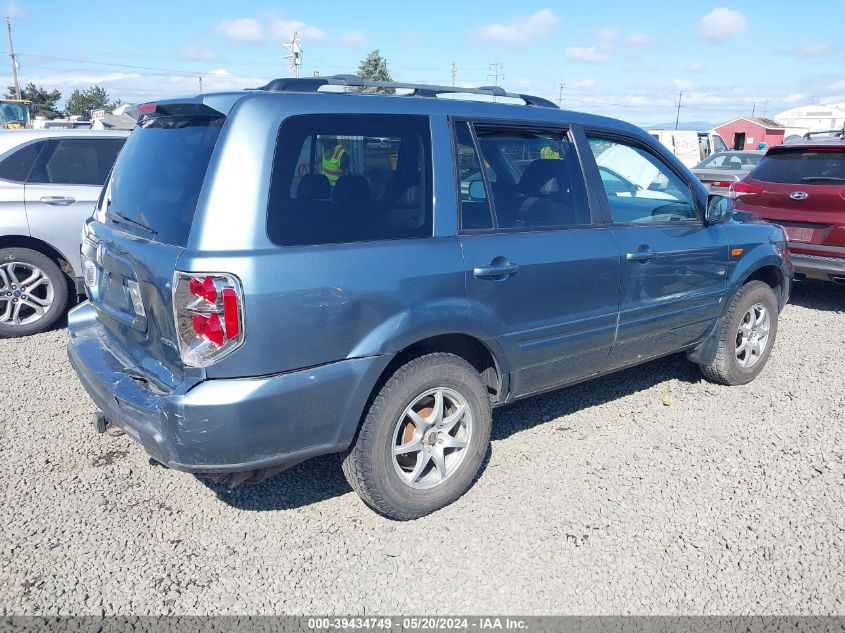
[711,180,734,189]
[729,180,764,198]
[173,272,244,367]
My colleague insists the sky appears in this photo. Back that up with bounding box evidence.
[3,0,844,127]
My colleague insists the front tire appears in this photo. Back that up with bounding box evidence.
[342,352,492,520]
[0,248,69,338]
[699,280,779,386]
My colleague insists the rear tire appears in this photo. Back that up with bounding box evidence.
[342,352,492,520]
[0,247,69,338]
[699,281,779,386]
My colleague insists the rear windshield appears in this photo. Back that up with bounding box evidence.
[751,147,845,185]
[104,115,224,246]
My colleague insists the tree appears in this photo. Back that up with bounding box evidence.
[5,83,63,119]
[352,49,394,94]
[64,85,118,117]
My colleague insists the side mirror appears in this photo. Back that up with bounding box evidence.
[468,179,487,201]
[705,194,733,224]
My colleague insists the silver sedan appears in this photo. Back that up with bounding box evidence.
[691,150,764,196]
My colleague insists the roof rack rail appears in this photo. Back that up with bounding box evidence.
[258,74,559,109]
[803,127,845,139]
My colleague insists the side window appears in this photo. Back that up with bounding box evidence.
[454,121,493,230]
[28,138,126,186]
[588,136,698,224]
[713,135,728,153]
[473,125,590,229]
[0,141,45,183]
[268,114,432,247]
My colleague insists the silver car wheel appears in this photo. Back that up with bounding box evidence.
[391,387,473,490]
[735,302,770,368]
[0,262,55,327]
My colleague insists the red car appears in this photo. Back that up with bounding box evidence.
[731,137,845,284]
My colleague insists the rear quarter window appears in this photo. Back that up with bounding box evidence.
[752,147,845,184]
[0,140,45,182]
[267,114,433,247]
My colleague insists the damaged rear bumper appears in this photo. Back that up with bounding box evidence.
[67,302,390,473]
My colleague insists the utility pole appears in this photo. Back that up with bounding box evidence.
[198,76,203,94]
[488,61,502,102]
[674,90,683,130]
[451,62,456,87]
[283,31,302,78]
[558,80,565,107]
[6,17,20,100]
[751,101,756,117]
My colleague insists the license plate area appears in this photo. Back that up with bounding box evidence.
[784,226,815,243]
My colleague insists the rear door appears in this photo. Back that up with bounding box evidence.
[24,136,124,274]
[584,131,729,365]
[0,140,45,234]
[455,120,620,398]
[83,114,225,389]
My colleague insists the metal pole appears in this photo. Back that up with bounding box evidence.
[198,75,203,94]
[558,81,565,106]
[488,62,502,102]
[674,90,683,130]
[6,17,20,100]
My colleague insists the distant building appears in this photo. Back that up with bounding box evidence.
[773,104,845,136]
[714,117,785,150]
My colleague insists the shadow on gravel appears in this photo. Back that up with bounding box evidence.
[201,453,353,512]
[490,352,700,441]
[208,354,700,512]
[788,280,845,312]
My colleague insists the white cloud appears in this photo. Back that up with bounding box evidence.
[270,19,325,41]
[789,43,839,58]
[179,43,217,60]
[573,79,598,90]
[686,62,704,73]
[566,46,610,63]
[476,9,559,47]
[628,33,652,46]
[673,78,693,90]
[699,8,747,43]
[214,18,263,43]
[3,2,27,19]
[338,30,368,47]
[596,27,620,41]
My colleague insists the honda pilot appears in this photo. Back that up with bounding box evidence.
[67,76,792,519]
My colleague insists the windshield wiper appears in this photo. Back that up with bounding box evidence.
[801,176,845,184]
[107,211,157,235]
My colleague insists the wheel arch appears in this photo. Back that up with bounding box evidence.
[0,234,77,291]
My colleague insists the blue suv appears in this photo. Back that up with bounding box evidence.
[67,76,792,519]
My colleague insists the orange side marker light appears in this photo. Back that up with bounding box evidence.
[731,248,744,257]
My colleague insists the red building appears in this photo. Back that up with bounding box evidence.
[714,117,786,151]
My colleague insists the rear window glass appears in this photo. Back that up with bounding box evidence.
[267,114,432,247]
[0,140,44,182]
[104,115,224,247]
[29,138,125,186]
[752,148,845,185]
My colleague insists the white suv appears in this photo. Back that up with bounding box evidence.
[0,129,128,337]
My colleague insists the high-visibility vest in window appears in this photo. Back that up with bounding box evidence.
[540,145,560,160]
[322,144,347,185]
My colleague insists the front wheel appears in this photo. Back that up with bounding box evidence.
[342,353,492,520]
[698,280,779,386]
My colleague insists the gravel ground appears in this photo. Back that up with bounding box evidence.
[1,281,843,616]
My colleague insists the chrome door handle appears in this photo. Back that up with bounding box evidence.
[626,248,656,262]
[40,196,76,206]
[473,262,520,280]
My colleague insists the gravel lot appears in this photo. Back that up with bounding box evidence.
[1,281,843,616]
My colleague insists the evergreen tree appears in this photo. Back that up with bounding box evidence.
[352,50,395,94]
[5,83,62,119]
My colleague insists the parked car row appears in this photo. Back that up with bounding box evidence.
[691,140,845,284]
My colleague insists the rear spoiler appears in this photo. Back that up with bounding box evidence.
[127,94,241,121]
